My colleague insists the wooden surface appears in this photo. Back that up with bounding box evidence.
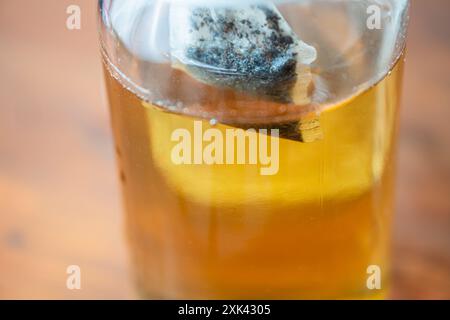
[0,0,449,299]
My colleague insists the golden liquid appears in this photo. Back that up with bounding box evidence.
[105,58,403,299]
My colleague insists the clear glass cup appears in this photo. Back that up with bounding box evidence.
[98,0,410,299]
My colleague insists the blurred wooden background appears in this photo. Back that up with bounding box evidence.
[0,0,449,299]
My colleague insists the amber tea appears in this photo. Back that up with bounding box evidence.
[99,0,409,299]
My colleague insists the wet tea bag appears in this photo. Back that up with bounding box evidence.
[169,1,322,142]
[109,0,322,142]
[169,1,317,104]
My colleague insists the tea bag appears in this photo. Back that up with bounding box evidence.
[170,1,316,103]
[169,1,322,142]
